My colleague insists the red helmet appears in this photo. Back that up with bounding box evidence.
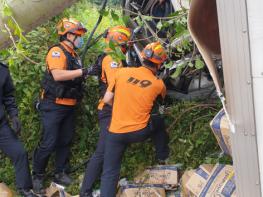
[141,42,167,65]
[57,18,87,36]
[105,26,131,45]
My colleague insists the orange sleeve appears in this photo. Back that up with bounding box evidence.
[106,77,116,93]
[101,55,120,84]
[106,69,121,93]
[46,47,67,71]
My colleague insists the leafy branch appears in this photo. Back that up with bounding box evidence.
[1,0,38,65]
[122,7,187,20]
[4,24,38,65]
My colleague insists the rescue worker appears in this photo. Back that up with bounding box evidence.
[32,18,90,194]
[79,26,132,197]
[0,62,37,197]
[100,42,170,197]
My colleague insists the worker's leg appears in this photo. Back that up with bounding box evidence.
[32,101,65,193]
[100,126,153,197]
[33,101,64,174]
[80,109,111,196]
[100,132,127,197]
[0,122,32,190]
[53,106,76,186]
[55,107,75,173]
[150,114,170,161]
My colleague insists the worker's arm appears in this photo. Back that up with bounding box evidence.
[51,69,83,81]
[3,67,18,118]
[103,73,116,105]
[47,46,84,81]
[103,91,114,105]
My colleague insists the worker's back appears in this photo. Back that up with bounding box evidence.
[108,66,166,133]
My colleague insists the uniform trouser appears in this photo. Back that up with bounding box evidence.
[100,115,170,197]
[80,106,112,195]
[0,120,32,189]
[33,100,75,174]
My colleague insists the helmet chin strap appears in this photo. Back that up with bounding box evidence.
[64,33,78,49]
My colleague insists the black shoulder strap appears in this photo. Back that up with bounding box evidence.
[97,52,107,77]
[47,44,60,54]
[96,53,107,69]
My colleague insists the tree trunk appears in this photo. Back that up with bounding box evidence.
[0,0,78,49]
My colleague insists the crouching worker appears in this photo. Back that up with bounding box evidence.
[100,42,170,197]
[0,62,37,197]
[80,26,132,197]
[32,18,90,194]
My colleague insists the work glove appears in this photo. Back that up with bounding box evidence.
[158,67,170,80]
[82,64,101,78]
[11,116,21,136]
[158,105,166,115]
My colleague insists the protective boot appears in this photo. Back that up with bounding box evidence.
[18,189,39,197]
[157,158,169,165]
[53,172,72,186]
[32,173,46,195]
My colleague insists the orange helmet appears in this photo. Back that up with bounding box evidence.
[57,18,87,36]
[141,42,167,65]
[105,26,131,45]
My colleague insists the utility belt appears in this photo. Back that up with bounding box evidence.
[43,86,83,100]
[40,85,83,106]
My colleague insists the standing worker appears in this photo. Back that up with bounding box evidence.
[32,18,91,194]
[0,62,37,197]
[100,42,170,197]
[80,26,132,197]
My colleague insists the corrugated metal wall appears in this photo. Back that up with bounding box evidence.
[216,0,261,196]
[246,0,263,194]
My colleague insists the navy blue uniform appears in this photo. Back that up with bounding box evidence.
[80,54,115,196]
[33,43,82,175]
[0,63,32,190]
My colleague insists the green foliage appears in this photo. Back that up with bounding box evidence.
[1,0,28,61]
[195,57,205,69]
[0,0,231,195]
[0,0,124,193]
[2,0,12,17]
[89,0,121,6]
[106,40,126,61]
[131,7,206,77]
[165,100,232,169]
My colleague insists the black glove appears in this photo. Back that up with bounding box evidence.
[11,116,21,136]
[158,67,170,80]
[82,64,101,78]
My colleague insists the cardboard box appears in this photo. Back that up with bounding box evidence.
[181,164,236,197]
[210,109,232,156]
[185,165,214,196]
[166,190,182,197]
[134,165,178,189]
[181,170,195,197]
[0,183,13,197]
[45,182,79,197]
[118,184,166,197]
[198,164,235,197]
